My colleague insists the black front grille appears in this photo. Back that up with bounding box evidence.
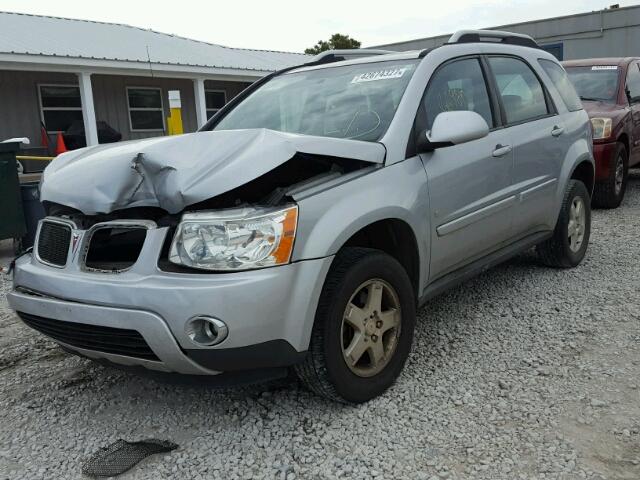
[18,312,160,361]
[37,221,72,267]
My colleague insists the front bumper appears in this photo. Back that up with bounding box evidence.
[7,225,332,375]
[593,141,618,181]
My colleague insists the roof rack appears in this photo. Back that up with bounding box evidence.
[309,49,395,65]
[448,30,540,49]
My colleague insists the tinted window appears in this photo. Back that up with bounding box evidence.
[423,58,493,129]
[626,63,640,102]
[40,86,81,108]
[42,110,84,132]
[127,88,164,131]
[565,66,620,102]
[39,85,83,132]
[206,90,226,119]
[489,57,550,124]
[539,59,582,111]
[128,88,162,109]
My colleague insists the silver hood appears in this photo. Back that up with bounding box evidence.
[40,128,385,215]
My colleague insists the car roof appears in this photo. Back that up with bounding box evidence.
[562,57,638,67]
[289,50,423,74]
[290,43,550,75]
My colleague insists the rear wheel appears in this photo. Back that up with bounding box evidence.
[537,179,591,268]
[295,247,416,403]
[592,143,628,209]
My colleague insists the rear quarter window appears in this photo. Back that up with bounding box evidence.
[539,59,583,112]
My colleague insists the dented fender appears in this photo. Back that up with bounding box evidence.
[292,157,431,293]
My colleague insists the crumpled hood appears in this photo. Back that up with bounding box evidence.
[40,128,385,215]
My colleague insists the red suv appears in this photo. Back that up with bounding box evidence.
[563,58,640,208]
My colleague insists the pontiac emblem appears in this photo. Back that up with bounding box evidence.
[71,233,81,255]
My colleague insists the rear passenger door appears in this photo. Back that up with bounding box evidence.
[487,56,564,236]
[418,57,515,280]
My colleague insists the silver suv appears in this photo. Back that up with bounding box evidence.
[8,30,594,403]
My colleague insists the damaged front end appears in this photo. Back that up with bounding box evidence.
[9,127,382,374]
[38,128,383,274]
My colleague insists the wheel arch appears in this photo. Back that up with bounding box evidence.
[338,218,422,301]
[617,132,630,156]
[570,159,595,196]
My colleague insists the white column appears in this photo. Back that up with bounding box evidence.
[77,72,99,146]
[193,78,207,128]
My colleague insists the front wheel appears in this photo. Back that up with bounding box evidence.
[536,179,591,268]
[295,247,416,403]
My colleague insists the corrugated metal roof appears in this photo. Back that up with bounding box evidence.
[0,11,306,72]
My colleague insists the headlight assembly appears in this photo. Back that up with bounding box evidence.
[590,117,612,140]
[169,205,298,271]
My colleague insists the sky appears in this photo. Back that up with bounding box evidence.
[0,0,636,52]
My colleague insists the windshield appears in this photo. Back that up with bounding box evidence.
[565,66,620,102]
[212,59,419,142]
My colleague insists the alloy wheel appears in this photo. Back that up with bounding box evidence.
[340,279,402,377]
[567,196,586,252]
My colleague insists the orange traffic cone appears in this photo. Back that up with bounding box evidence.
[55,132,67,155]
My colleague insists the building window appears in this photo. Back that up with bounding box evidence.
[126,87,165,131]
[205,90,227,119]
[39,84,84,133]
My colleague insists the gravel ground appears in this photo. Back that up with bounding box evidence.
[1,173,639,480]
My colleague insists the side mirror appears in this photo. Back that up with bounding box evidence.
[417,111,490,153]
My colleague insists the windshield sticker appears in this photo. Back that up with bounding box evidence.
[591,66,618,70]
[351,67,409,83]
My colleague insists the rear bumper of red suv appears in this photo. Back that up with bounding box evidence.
[593,141,617,181]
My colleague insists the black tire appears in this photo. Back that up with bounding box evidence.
[592,143,628,209]
[295,247,416,403]
[537,179,591,268]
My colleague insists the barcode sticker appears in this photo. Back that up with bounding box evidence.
[351,67,409,83]
[591,66,618,70]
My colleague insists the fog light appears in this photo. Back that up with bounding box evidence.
[185,316,228,346]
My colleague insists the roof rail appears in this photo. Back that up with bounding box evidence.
[448,30,539,49]
[309,49,395,64]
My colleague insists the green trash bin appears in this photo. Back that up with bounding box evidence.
[0,140,27,242]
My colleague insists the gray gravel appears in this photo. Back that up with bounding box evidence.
[1,173,640,480]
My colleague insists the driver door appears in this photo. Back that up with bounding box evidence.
[417,57,515,281]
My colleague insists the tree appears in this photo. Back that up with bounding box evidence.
[304,34,361,55]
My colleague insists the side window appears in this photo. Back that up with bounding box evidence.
[39,85,84,133]
[423,58,494,130]
[539,59,582,112]
[489,57,550,124]
[626,63,640,103]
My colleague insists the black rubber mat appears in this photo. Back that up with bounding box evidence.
[82,439,178,477]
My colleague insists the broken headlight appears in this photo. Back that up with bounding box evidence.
[169,205,298,271]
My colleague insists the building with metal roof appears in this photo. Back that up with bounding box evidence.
[0,11,306,153]
[371,4,640,62]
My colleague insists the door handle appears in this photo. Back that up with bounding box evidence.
[492,144,512,157]
[551,126,565,137]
